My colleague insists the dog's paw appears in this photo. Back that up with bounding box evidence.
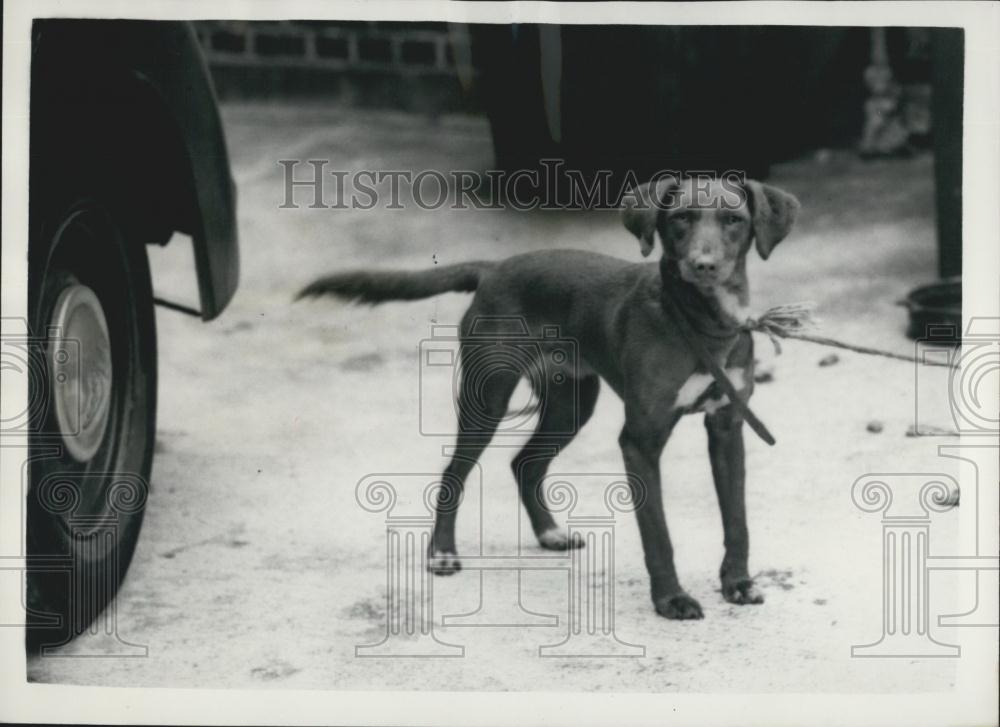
[427,549,462,576]
[537,528,585,551]
[722,579,765,605]
[654,592,704,620]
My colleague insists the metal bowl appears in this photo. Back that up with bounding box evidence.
[898,277,962,342]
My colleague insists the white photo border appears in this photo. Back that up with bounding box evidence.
[2,2,997,725]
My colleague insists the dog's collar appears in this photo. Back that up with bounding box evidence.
[659,281,776,447]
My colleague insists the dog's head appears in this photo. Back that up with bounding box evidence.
[621,175,800,291]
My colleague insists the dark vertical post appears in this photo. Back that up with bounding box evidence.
[931,29,964,280]
[473,24,555,174]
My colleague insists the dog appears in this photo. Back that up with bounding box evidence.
[298,176,799,619]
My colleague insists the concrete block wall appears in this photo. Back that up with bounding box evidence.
[193,21,481,112]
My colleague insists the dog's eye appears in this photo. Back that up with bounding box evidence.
[725,214,744,225]
[671,212,691,224]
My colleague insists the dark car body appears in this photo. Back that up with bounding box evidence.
[30,19,238,319]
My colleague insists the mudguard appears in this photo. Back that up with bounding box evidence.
[31,20,238,320]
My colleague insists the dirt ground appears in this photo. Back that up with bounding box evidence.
[28,102,975,691]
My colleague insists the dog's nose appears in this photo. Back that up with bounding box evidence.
[693,258,717,274]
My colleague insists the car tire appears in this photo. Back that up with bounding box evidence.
[26,197,157,652]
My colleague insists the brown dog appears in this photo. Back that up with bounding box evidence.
[299,176,799,619]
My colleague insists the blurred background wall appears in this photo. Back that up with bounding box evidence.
[195,24,938,159]
[193,22,962,276]
[194,21,480,112]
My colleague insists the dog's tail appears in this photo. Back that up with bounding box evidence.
[295,261,494,305]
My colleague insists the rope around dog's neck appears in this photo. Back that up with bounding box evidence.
[661,297,960,448]
[660,290,778,446]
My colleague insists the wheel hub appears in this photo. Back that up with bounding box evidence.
[48,284,113,462]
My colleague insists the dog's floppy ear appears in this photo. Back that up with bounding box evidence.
[621,177,677,257]
[746,181,800,260]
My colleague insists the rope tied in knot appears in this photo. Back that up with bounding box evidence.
[739,301,958,369]
[741,303,819,355]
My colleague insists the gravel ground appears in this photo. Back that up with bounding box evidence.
[28,102,972,692]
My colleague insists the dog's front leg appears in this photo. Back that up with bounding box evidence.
[619,421,704,620]
[705,405,764,605]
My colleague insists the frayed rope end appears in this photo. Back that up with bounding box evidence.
[743,302,819,355]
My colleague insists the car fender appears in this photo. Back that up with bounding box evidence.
[31,20,239,320]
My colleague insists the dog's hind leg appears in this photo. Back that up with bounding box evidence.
[511,375,600,550]
[429,360,519,575]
